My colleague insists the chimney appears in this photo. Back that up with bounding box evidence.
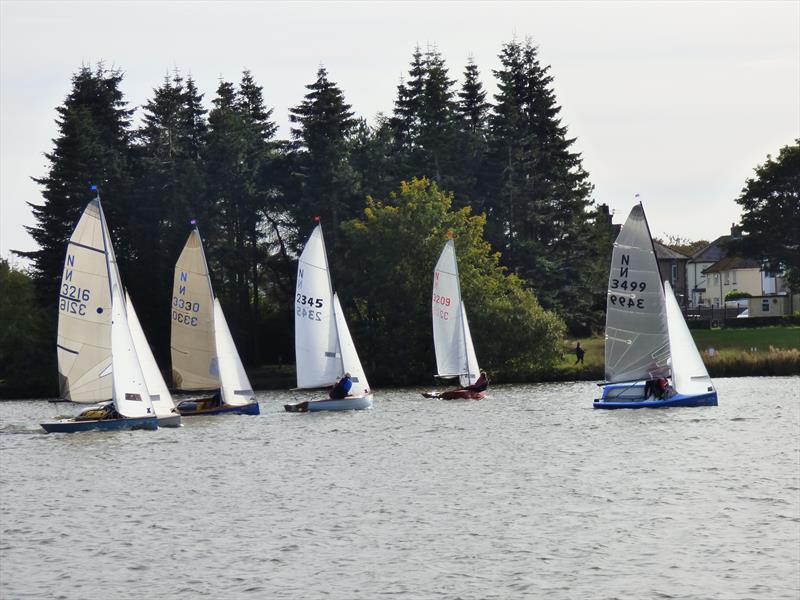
[730,223,742,237]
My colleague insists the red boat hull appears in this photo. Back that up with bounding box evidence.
[422,390,487,400]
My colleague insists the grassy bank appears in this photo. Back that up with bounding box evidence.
[558,325,800,381]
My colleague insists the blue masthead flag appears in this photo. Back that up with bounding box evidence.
[90,184,97,191]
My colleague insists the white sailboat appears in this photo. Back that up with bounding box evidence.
[170,227,259,416]
[285,223,372,412]
[423,239,486,400]
[41,197,159,433]
[594,203,717,408]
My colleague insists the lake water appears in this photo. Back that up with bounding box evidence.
[1,377,798,600]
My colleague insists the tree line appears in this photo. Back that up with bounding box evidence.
[8,37,617,395]
[4,37,797,398]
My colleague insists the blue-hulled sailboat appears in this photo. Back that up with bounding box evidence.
[170,227,259,416]
[594,203,718,409]
[41,196,159,433]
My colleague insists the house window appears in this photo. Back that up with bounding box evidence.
[732,270,737,284]
[762,299,770,312]
[724,271,730,284]
[671,263,678,284]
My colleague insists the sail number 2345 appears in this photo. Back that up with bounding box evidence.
[296,294,323,321]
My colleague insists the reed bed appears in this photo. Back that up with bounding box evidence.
[702,346,800,377]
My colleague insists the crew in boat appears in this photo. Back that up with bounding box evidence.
[467,371,489,393]
[329,372,352,399]
[448,371,489,395]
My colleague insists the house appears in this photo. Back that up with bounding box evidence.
[687,226,741,307]
[702,256,763,308]
[653,241,690,307]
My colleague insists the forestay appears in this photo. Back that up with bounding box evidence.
[171,229,219,391]
[57,200,113,403]
[664,281,715,396]
[295,225,340,389]
[126,290,177,418]
[604,204,671,383]
[213,298,256,406]
[332,293,369,394]
[432,240,478,383]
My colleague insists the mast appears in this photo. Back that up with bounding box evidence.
[450,240,471,380]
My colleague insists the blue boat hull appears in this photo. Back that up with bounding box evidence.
[594,383,717,409]
[284,394,373,413]
[40,416,159,433]
[177,400,260,416]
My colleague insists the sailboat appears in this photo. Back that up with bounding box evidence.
[170,227,259,416]
[422,239,486,400]
[594,203,718,409]
[41,196,159,433]
[284,223,372,412]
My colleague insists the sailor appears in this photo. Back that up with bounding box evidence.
[466,371,489,393]
[329,372,353,399]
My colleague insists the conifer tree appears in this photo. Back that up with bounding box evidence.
[289,66,357,253]
[21,64,135,307]
[487,38,602,331]
[132,70,209,362]
[452,56,491,210]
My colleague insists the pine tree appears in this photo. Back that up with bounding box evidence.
[487,38,602,332]
[21,64,135,307]
[452,56,491,210]
[289,66,357,253]
[131,70,209,363]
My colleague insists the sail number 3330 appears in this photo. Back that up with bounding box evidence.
[172,296,201,327]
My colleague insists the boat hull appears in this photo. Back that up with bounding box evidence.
[157,414,182,427]
[284,394,373,413]
[594,383,718,409]
[40,416,158,433]
[422,390,487,400]
[177,399,260,416]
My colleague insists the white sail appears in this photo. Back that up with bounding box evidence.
[57,200,113,403]
[604,204,671,383]
[664,281,714,396]
[459,303,480,387]
[332,293,370,394]
[432,240,476,380]
[125,290,177,418]
[213,298,256,407]
[171,229,219,391]
[108,261,154,419]
[295,225,341,388]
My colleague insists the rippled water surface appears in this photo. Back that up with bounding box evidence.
[1,377,799,599]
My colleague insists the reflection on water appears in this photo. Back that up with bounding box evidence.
[1,377,798,599]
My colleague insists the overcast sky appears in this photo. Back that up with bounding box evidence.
[1,1,798,264]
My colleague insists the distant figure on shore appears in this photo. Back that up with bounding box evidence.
[574,342,585,365]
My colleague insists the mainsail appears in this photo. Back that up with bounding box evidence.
[604,204,671,383]
[171,229,219,390]
[57,200,113,403]
[664,281,715,396]
[294,225,340,389]
[432,240,479,385]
